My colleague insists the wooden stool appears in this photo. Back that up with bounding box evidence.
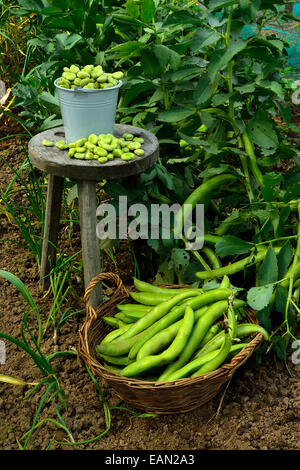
[28,124,159,308]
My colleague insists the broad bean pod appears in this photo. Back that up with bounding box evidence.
[121,306,195,378]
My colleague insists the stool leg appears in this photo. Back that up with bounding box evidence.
[77,180,102,309]
[40,174,64,290]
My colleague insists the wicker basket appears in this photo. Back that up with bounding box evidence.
[78,272,264,414]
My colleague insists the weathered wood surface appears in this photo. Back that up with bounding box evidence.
[28,124,159,181]
[77,180,102,308]
[40,174,64,290]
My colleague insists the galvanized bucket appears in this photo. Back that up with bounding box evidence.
[54,79,122,143]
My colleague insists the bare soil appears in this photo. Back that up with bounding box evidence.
[0,115,299,451]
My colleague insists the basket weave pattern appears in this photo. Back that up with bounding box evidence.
[78,273,264,414]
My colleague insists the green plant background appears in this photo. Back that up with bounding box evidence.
[0,0,300,447]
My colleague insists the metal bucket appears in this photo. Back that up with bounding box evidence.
[54,79,122,143]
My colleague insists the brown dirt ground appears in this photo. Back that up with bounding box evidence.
[0,114,299,451]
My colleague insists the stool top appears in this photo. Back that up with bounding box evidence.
[28,124,159,181]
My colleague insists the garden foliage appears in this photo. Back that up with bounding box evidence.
[2,0,300,357]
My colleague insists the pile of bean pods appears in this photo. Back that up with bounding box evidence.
[95,276,269,381]
[56,64,124,90]
[42,132,145,163]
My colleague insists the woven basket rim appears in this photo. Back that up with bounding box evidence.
[78,272,264,390]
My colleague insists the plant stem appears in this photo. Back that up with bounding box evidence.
[191,250,212,271]
[226,6,233,47]
[242,130,264,187]
[224,7,257,201]
[255,235,299,247]
[226,7,234,119]
[283,202,300,343]
[182,235,211,271]
[239,152,255,202]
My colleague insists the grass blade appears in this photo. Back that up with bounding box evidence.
[0,270,43,344]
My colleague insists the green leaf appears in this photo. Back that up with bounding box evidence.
[209,0,239,11]
[155,164,175,190]
[164,11,203,26]
[157,108,195,123]
[277,241,293,280]
[122,82,154,107]
[258,80,284,99]
[249,36,285,54]
[179,114,203,136]
[240,0,251,21]
[283,167,300,188]
[235,83,255,94]
[181,262,205,284]
[65,182,78,206]
[38,91,59,107]
[69,0,84,15]
[269,209,280,238]
[275,102,291,125]
[17,0,48,12]
[147,238,160,253]
[258,246,278,286]
[208,38,248,81]
[126,0,140,18]
[155,259,175,285]
[44,17,76,31]
[247,111,279,149]
[191,29,221,52]
[275,285,289,316]
[38,115,63,131]
[51,0,69,8]
[112,12,146,27]
[247,284,274,311]
[54,32,83,50]
[240,24,257,40]
[95,51,105,66]
[148,88,164,104]
[169,248,190,274]
[202,279,222,291]
[141,0,155,23]
[168,48,181,71]
[152,44,170,69]
[283,183,300,202]
[194,73,218,105]
[83,12,97,37]
[109,41,145,57]
[167,156,192,165]
[168,66,203,83]
[215,236,254,258]
[170,39,193,55]
[12,83,38,106]
[178,132,208,147]
[271,335,287,360]
[153,45,181,71]
[141,49,162,78]
[42,6,63,15]
[275,206,290,238]
[295,156,300,169]
[212,93,232,106]
[257,305,272,331]
[38,92,61,116]
[199,165,229,178]
[261,172,283,202]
